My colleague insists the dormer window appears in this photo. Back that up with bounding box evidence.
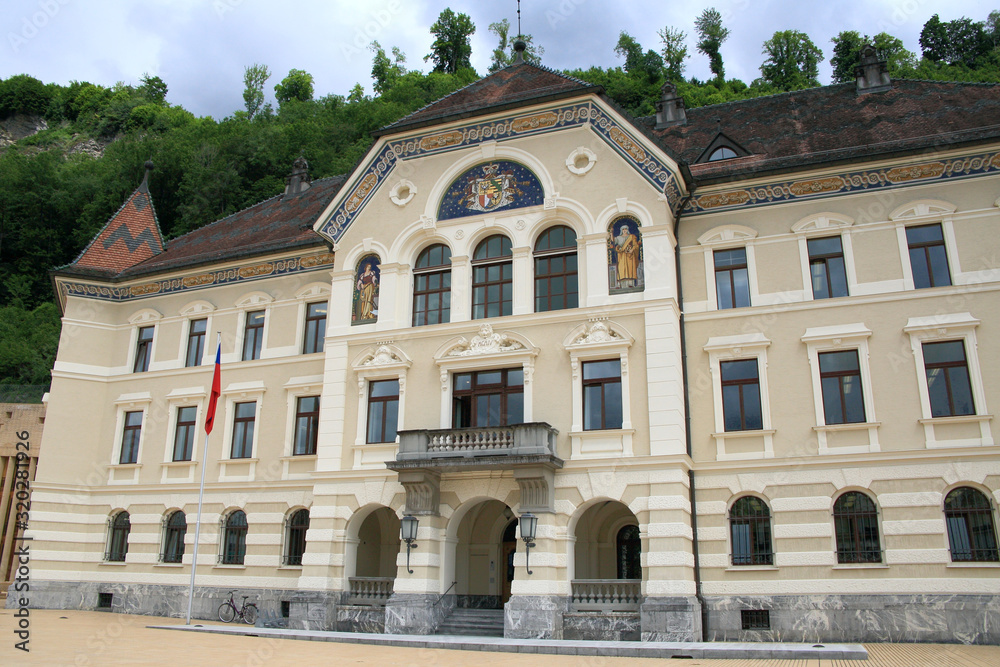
[709,147,738,161]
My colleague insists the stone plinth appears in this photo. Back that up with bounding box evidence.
[504,594,569,639]
[383,593,453,635]
[640,596,702,642]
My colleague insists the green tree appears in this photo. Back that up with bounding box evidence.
[0,74,52,118]
[695,7,730,80]
[615,32,664,84]
[138,74,168,105]
[760,30,824,91]
[242,63,271,119]
[830,31,916,83]
[274,69,315,105]
[425,8,475,73]
[487,19,543,72]
[658,27,689,82]
[370,42,407,94]
[920,14,992,67]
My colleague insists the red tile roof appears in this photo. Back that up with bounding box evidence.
[650,80,1000,182]
[72,181,163,274]
[376,61,600,135]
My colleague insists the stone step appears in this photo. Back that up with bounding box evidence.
[435,608,505,637]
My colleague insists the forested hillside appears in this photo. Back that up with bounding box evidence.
[1,8,998,393]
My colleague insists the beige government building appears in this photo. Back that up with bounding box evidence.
[14,47,1000,643]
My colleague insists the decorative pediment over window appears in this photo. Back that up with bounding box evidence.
[296,283,331,300]
[235,292,273,308]
[438,324,533,358]
[563,319,634,351]
[179,300,215,316]
[889,199,957,221]
[791,213,855,234]
[697,224,758,246]
[437,161,544,221]
[352,343,412,370]
[128,308,161,324]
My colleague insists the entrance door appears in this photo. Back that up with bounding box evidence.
[501,519,517,604]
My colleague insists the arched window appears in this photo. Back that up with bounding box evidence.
[729,496,773,565]
[945,487,999,562]
[106,511,130,562]
[413,244,452,326]
[285,509,310,566]
[616,524,641,580]
[222,510,248,565]
[709,146,738,161]
[833,492,881,563]
[534,226,578,312]
[162,511,187,564]
[472,235,513,319]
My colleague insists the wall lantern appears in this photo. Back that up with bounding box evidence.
[400,514,419,574]
[519,512,538,575]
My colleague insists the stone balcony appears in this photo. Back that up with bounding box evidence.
[387,423,563,514]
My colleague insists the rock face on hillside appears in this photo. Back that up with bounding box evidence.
[0,114,48,149]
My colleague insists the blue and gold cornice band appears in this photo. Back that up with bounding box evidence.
[316,101,687,242]
[58,252,335,303]
[684,150,1000,216]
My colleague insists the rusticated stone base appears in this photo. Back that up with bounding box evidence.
[704,594,1000,645]
[10,580,304,625]
[336,604,386,633]
[287,592,339,631]
[640,596,702,642]
[504,594,569,639]
[563,611,640,641]
[383,593,453,635]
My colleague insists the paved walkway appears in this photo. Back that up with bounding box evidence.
[2,609,999,666]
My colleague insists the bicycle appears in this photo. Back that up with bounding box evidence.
[218,590,258,624]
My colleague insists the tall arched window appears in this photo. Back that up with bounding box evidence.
[616,524,641,580]
[729,496,773,565]
[162,511,187,563]
[534,226,578,312]
[945,487,999,562]
[285,509,310,566]
[106,511,130,562]
[833,492,882,563]
[413,244,452,326]
[472,235,513,319]
[222,510,248,565]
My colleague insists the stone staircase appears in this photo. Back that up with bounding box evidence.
[435,608,505,637]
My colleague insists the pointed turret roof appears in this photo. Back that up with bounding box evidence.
[72,162,164,275]
[375,60,601,137]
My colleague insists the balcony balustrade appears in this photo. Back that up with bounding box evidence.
[570,579,642,612]
[396,422,558,463]
[346,577,395,606]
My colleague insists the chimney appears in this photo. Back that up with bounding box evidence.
[855,45,891,94]
[655,83,686,129]
[284,156,311,195]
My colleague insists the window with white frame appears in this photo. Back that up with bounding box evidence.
[904,313,991,448]
[133,326,154,372]
[230,401,257,458]
[802,324,879,454]
[119,411,143,464]
[105,511,130,562]
[697,225,758,311]
[292,396,320,455]
[185,318,207,367]
[351,345,411,459]
[161,510,186,563]
[284,508,309,566]
[705,333,773,460]
[791,213,856,301]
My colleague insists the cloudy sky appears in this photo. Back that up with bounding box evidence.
[2,0,995,119]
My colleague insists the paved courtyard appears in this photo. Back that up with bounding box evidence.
[2,608,999,666]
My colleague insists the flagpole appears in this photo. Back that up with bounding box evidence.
[186,333,222,625]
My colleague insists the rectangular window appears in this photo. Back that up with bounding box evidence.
[808,236,849,299]
[582,360,623,431]
[907,224,951,288]
[173,406,197,462]
[472,263,513,319]
[242,311,265,361]
[721,359,762,431]
[714,248,751,309]
[185,318,207,367]
[452,369,523,428]
[119,411,143,464]
[231,401,256,458]
[303,302,327,354]
[413,270,452,326]
[366,380,400,444]
[923,341,975,417]
[819,350,865,424]
[133,326,154,373]
[293,396,320,455]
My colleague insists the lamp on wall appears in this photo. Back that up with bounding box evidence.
[401,514,419,574]
[519,512,538,575]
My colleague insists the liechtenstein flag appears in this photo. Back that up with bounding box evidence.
[204,342,221,434]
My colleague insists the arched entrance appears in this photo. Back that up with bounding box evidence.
[570,500,642,612]
[346,506,400,605]
[451,499,516,609]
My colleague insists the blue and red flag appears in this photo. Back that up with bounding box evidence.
[204,343,221,434]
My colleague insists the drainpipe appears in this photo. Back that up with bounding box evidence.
[674,194,708,641]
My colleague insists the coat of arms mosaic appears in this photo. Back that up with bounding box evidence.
[438,161,544,221]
